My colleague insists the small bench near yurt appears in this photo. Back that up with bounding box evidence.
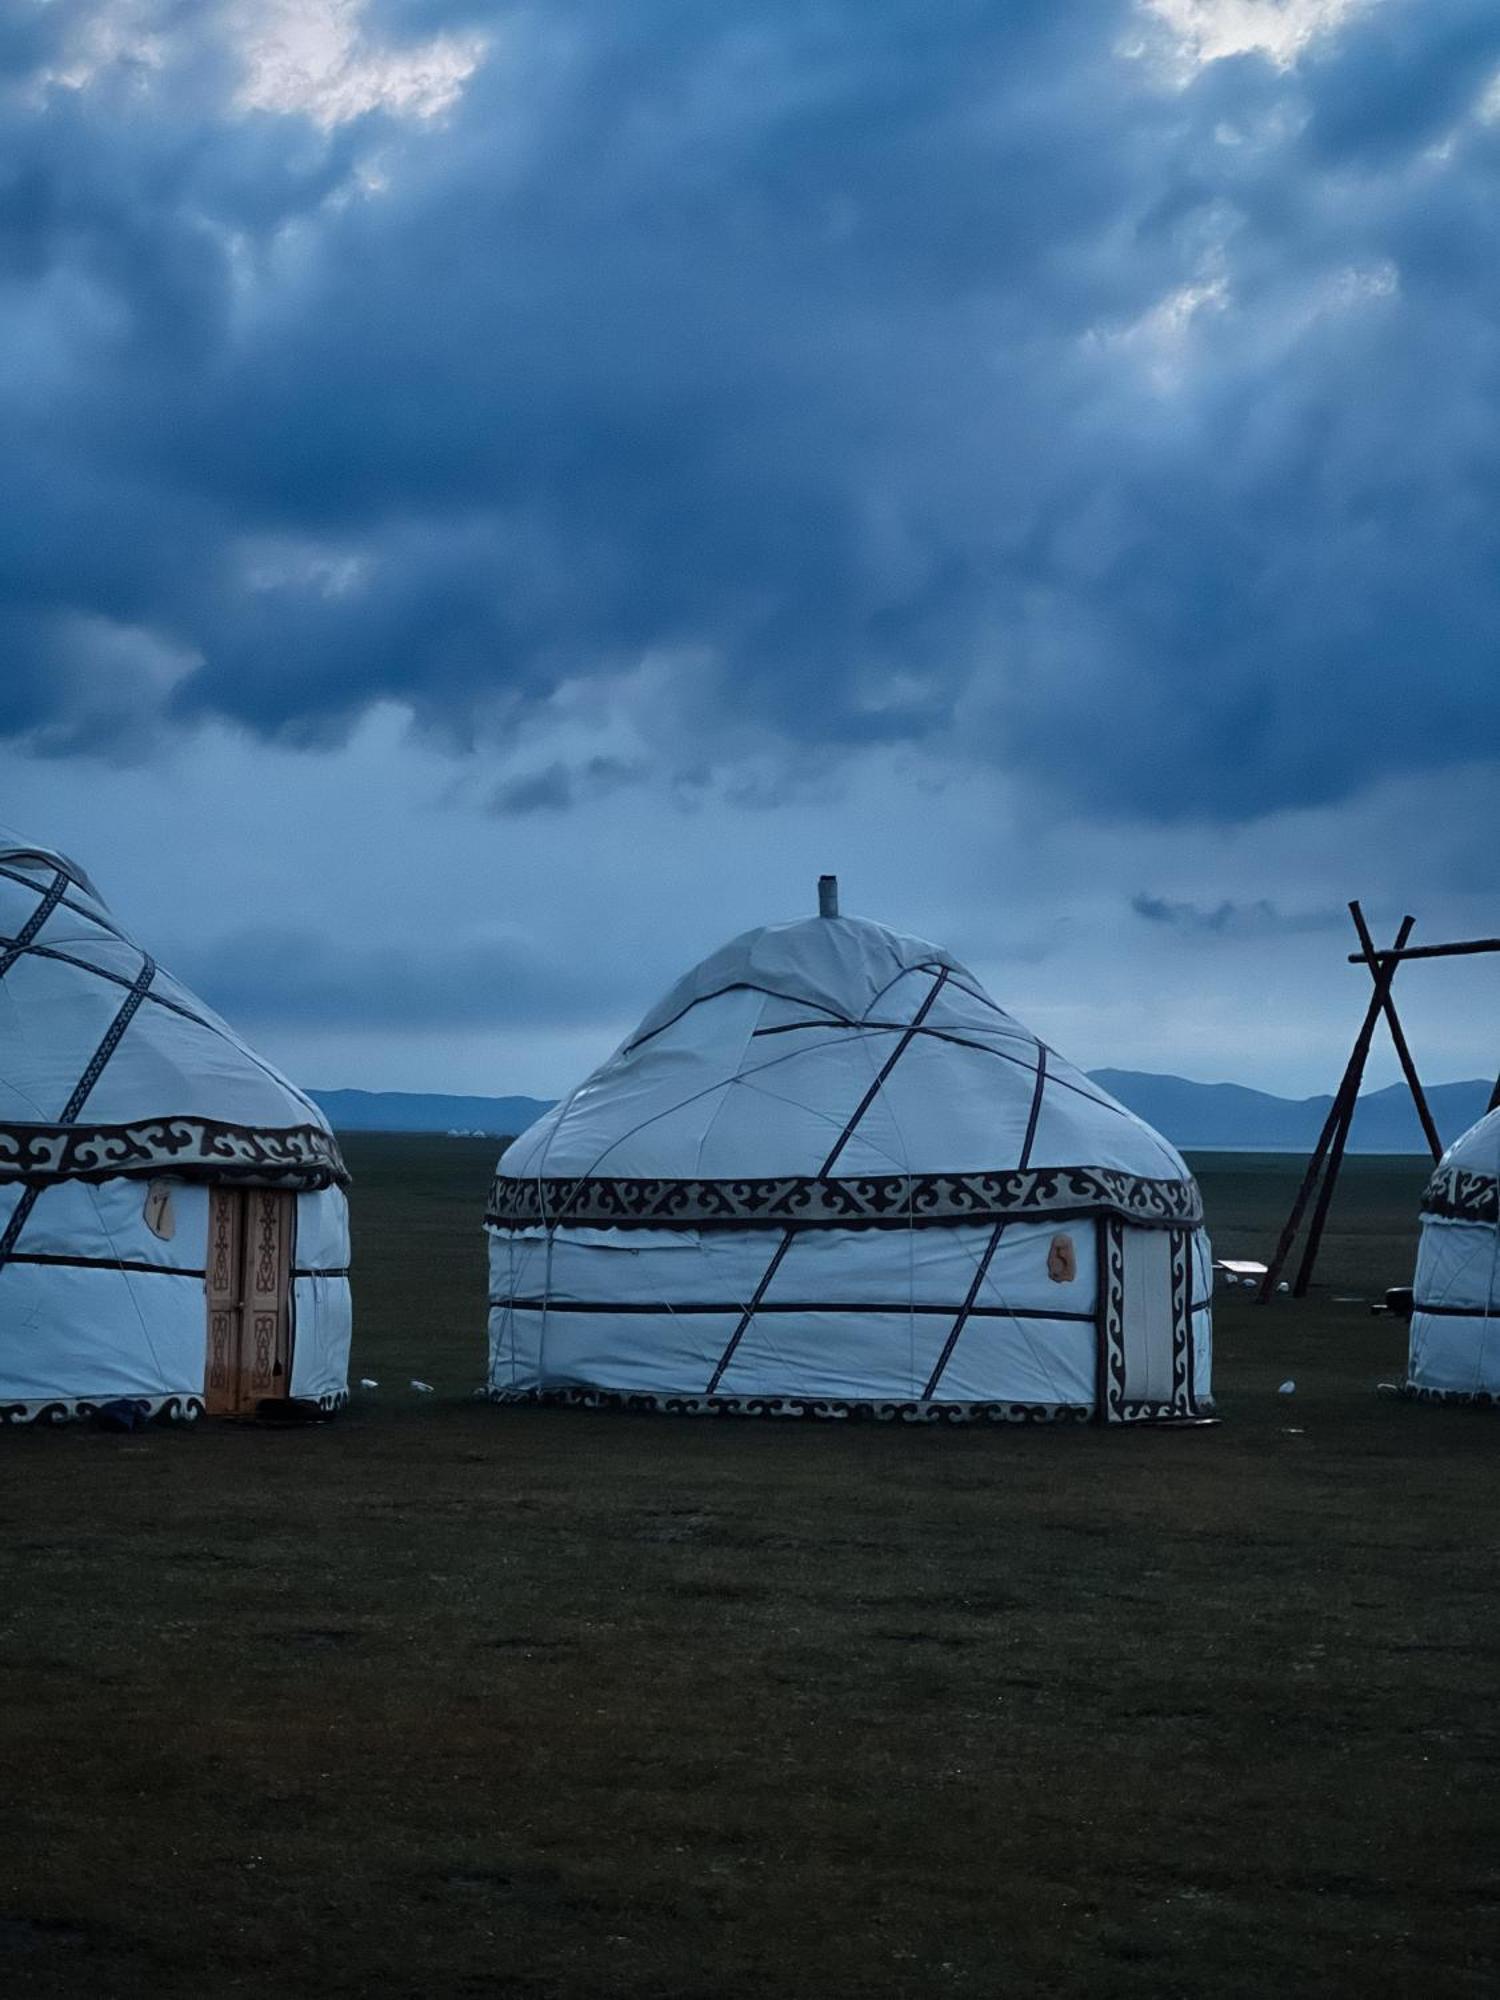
[486,880,1213,1424]
[0,840,352,1425]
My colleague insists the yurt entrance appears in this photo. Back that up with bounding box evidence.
[1098,1222,1195,1421]
[204,1187,295,1417]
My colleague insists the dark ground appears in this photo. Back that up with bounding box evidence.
[2,1140,1497,1998]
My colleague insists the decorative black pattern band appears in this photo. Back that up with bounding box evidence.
[486,1164,1202,1232]
[1,1394,206,1427]
[488,1384,1096,1424]
[1170,1226,1194,1413]
[0,1387,349,1428]
[1106,1399,1212,1425]
[1098,1215,1128,1420]
[485,1384,1217,1425]
[1421,1167,1499,1225]
[0,1118,348,1189]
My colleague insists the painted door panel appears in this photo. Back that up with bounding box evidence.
[204,1187,293,1416]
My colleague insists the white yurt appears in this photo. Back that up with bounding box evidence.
[1407,1105,1500,1401]
[486,885,1212,1423]
[0,840,351,1424]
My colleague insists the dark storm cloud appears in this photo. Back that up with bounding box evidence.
[489,755,644,815]
[4,0,1500,822]
[1130,894,1342,939]
[1301,6,1500,162]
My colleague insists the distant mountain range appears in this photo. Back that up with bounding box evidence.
[309,1073,1496,1153]
[1088,1072,1493,1154]
[309,1089,554,1137]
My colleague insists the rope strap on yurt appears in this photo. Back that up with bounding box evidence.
[0,954,155,1272]
[705,967,950,1393]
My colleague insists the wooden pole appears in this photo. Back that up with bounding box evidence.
[1258,911,1416,1302]
[1291,912,1416,1297]
[1256,1089,1362,1303]
[1348,901,1442,1164]
[1349,937,1500,965]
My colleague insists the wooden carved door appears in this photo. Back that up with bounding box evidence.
[204,1187,294,1416]
[204,1186,244,1414]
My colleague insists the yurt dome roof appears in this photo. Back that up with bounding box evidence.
[626,913,971,1047]
[0,842,101,901]
[495,906,1199,1232]
[0,841,345,1189]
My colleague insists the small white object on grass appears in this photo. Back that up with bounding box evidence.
[1278,1380,1296,1395]
[359,1377,379,1390]
[1276,1281,1290,1294]
[410,1378,435,1393]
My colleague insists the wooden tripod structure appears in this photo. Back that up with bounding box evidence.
[1258,902,1500,1302]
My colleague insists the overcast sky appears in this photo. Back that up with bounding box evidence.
[4,0,1499,1100]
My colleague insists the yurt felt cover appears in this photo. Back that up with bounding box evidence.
[1408,1105,1500,1401]
[0,843,351,1420]
[487,913,1213,1421]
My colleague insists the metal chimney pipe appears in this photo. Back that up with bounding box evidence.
[818,874,839,918]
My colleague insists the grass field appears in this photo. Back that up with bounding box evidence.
[4,1140,1499,1997]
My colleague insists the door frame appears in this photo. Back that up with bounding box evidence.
[1096,1219,1196,1424]
[204,1185,297,1417]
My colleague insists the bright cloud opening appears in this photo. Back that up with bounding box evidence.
[231,0,486,127]
[1138,0,1376,73]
